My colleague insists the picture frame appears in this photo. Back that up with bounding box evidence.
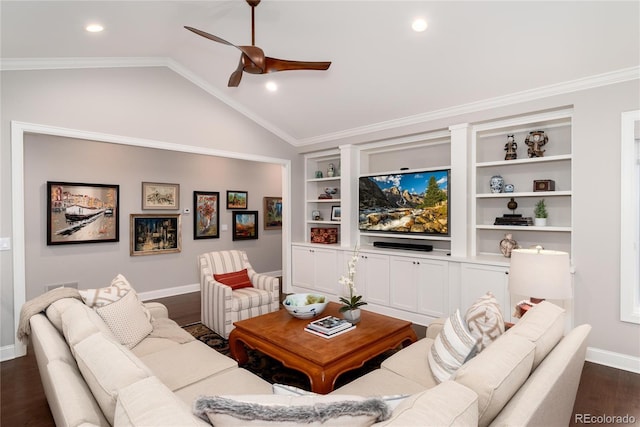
[263,197,283,230]
[193,191,220,239]
[142,182,180,210]
[130,214,181,256]
[227,190,248,209]
[232,211,258,240]
[331,205,341,221]
[47,181,119,245]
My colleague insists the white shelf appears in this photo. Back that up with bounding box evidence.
[476,225,572,232]
[307,220,341,225]
[476,191,571,198]
[476,154,571,168]
[306,199,341,203]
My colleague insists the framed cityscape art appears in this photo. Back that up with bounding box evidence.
[130,214,181,256]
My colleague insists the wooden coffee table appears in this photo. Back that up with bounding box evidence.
[228,302,417,394]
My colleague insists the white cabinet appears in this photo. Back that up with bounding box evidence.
[459,262,512,322]
[291,245,339,295]
[352,252,390,306]
[389,255,448,318]
[472,110,573,258]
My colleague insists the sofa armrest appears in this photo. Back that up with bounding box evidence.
[378,381,478,426]
[250,272,279,294]
[143,302,168,320]
[426,317,446,339]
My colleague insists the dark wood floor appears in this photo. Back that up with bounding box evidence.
[2,291,638,427]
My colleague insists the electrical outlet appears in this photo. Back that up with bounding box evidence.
[46,282,78,292]
[0,237,10,251]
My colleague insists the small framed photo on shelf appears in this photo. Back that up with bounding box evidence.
[331,205,341,221]
[130,214,181,256]
[232,211,258,240]
[263,197,283,230]
[47,181,119,245]
[142,182,180,210]
[193,191,220,239]
[227,190,248,209]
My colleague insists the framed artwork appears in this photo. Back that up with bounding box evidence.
[227,190,248,209]
[193,191,220,239]
[232,211,258,241]
[47,181,119,245]
[142,182,180,210]
[130,214,181,256]
[263,197,283,230]
[331,205,341,221]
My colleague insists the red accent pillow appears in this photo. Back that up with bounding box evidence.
[213,269,253,290]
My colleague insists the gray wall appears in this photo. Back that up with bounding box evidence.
[1,67,303,350]
[23,133,282,299]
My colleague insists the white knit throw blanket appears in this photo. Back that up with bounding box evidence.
[16,287,82,343]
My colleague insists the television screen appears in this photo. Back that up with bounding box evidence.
[358,169,450,236]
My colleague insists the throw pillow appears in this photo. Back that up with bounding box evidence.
[193,395,390,427]
[213,269,253,290]
[465,292,505,352]
[96,290,153,349]
[272,384,409,411]
[80,274,151,321]
[427,309,478,383]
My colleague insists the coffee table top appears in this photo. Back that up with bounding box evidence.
[232,302,414,367]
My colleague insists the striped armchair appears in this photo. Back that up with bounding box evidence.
[198,250,280,339]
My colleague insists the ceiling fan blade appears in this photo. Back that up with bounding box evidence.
[264,57,332,73]
[228,56,244,87]
[184,26,237,48]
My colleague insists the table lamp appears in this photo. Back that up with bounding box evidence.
[508,246,572,317]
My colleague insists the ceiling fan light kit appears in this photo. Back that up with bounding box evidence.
[185,0,331,87]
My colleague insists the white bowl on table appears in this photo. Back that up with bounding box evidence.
[283,293,328,319]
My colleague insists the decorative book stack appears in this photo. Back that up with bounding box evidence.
[304,315,355,338]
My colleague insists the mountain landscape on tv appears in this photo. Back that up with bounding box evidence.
[359,171,449,236]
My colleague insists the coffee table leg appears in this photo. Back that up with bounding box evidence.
[228,332,249,365]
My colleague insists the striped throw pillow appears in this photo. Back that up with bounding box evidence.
[465,292,505,352]
[428,309,478,383]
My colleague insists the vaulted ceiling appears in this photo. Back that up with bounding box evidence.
[2,1,638,146]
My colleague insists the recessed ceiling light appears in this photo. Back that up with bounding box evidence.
[85,24,104,33]
[265,81,278,92]
[412,18,428,32]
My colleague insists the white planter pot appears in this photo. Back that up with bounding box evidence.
[534,217,547,226]
[342,308,361,324]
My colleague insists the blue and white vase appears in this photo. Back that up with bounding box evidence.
[489,175,505,193]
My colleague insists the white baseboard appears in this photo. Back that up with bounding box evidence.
[1,344,16,362]
[138,283,200,301]
[586,346,640,374]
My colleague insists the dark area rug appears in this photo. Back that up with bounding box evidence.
[182,322,397,392]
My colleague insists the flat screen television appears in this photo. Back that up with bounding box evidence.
[358,169,450,236]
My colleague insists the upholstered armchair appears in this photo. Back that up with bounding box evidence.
[198,250,280,339]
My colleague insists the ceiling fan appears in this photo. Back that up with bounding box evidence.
[185,0,331,87]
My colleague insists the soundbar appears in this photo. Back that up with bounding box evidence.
[373,241,433,252]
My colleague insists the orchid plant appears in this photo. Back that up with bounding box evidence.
[338,246,368,313]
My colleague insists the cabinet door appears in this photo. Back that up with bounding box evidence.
[389,256,419,312]
[292,246,316,291]
[417,259,448,318]
[460,263,510,320]
[359,253,390,306]
[313,247,339,295]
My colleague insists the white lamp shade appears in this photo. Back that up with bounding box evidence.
[508,248,572,300]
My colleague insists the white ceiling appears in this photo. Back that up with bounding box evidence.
[2,1,639,146]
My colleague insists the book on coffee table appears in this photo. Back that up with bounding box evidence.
[304,324,356,339]
[307,316,352,334]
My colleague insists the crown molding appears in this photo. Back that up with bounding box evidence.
[2,58,638,147]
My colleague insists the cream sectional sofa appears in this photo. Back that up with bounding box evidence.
[28,295,590,426]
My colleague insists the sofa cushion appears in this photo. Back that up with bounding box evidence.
[231,287,274,310]
[45,297,83,333]
[139,340,237,391]
[115,376,209,426]
[465,292,505,352]
[80,274,151,319]
[96,289,153,349]
[330,367,428,397]
[428,309,477,383]
[175,368,274,405]
[214,268,253,290]
[507,300,565,369]
[454,333,535,427]
[381,337,438,389]
[193,394,390,427]
[73,332,152,425]
[61,302,113,351]
[377,381,478,427]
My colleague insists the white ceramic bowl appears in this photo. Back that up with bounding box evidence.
[283,293,328,319]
